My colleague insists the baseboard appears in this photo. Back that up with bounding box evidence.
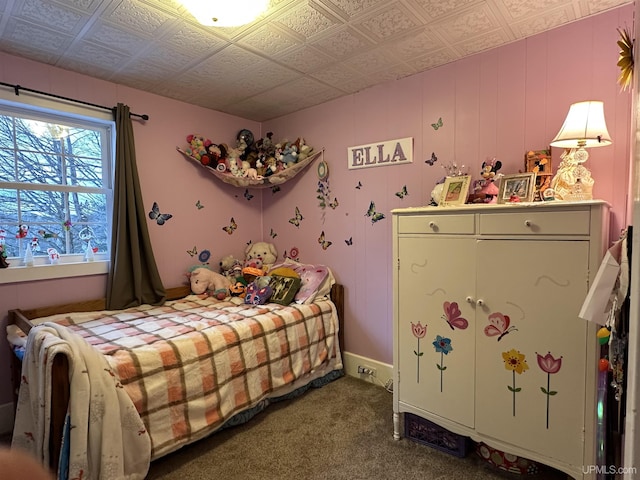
[0,402,14,436]
[342,351,393,389]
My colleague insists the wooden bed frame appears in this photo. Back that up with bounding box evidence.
[8,283,345,473]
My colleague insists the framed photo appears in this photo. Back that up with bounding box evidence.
[439,175,471,206]
[524,149,552,175]
[498,173,536,204]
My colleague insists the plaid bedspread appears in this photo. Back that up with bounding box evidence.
[34,295,342,459]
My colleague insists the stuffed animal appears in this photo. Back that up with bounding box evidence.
[219,254,242,282]
[474,158,502,203]
[184,134,211,162]
[244,276,273,305]
[245,241,277,270]
[243,167,263,180]
[278,143,298,167]
[188,266,230,299]
[294,137,313,162]
[200,143,228,171]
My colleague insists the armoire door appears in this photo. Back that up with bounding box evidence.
[475,239,590,466]
[397,236,476,428]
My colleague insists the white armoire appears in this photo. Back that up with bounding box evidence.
[392,200,609,479]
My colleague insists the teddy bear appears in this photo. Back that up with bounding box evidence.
[294,137,313,162]
[226,146,244,177]
[245,241,277,270]
[219,254,243,283]
[188,266,231,299]
[263,156,278,177]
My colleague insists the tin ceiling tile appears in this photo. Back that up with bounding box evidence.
[0,0,631,120]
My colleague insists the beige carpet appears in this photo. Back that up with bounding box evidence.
[145,375,566,480]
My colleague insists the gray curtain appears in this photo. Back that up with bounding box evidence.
[106,103,165,309]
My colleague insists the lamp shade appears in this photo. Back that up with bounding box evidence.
[550,101,612,148]
[181,0,269,27]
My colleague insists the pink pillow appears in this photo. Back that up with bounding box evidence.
[269,260,334,304]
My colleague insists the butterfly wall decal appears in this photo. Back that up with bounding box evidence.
[345,237,353,246]
[395,185,408,199]
[222,217,237,235]
[442,301,469,330]
[329,197,339,209]
[372,212,385,223]
[244,189,254,201]
[355,181,363,189]
[148,202,172,225]
[318,231,332,250]
[425,152,438,166]
[289,207,304,227]
[431,117,443,130]
[365,201,385,224]
[270,228,277,238]
[186,246,197,257]
[484,312,517,341]
[195,200,204,210]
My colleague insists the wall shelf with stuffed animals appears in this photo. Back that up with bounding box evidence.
[177,129,322,189]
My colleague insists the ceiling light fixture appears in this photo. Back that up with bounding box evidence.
[180,0,269,27]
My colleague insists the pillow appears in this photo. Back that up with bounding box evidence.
[268,275,302,305]
[244,276,272,305]
[268,266,299,278]
[269,259,335,304]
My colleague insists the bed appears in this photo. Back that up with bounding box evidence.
[7,280,344,480]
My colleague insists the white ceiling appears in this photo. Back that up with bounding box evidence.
[0,0,631,121]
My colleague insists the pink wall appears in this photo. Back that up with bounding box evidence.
[0,5,632,406]
[262,5,633,365]
[0,56,264,405]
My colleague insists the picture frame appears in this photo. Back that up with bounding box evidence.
[439,175,471,206]
[524,149,552,175]
[497,173,536,204]
[525,149,553,201]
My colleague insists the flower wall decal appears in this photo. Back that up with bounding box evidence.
[617,27,634,91]
[432,335,453,392]
[536,351,562,429]
[502,348,529,416]
[412,322,427,383]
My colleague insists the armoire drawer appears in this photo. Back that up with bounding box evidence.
[397,214,475,234]
[479,209,591,235]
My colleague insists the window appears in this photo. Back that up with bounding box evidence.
[0,101,114,276]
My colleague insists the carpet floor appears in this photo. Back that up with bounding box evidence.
[145,375,567,480]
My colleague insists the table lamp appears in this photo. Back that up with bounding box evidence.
[549,101,612,200]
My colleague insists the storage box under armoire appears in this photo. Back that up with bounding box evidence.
[404,413,471,458]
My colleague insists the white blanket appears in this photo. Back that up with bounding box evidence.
[12,322,151,480]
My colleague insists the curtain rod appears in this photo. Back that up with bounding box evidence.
[0,81,149,120]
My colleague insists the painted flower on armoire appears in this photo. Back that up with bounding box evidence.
[502,349,529,416]
[432,335,453,392]
[536,351,562,429]
[411,322,427,383]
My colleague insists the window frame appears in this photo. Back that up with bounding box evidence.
[0,95,115,284]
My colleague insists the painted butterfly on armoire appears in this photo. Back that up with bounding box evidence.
[442,301,469,330]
